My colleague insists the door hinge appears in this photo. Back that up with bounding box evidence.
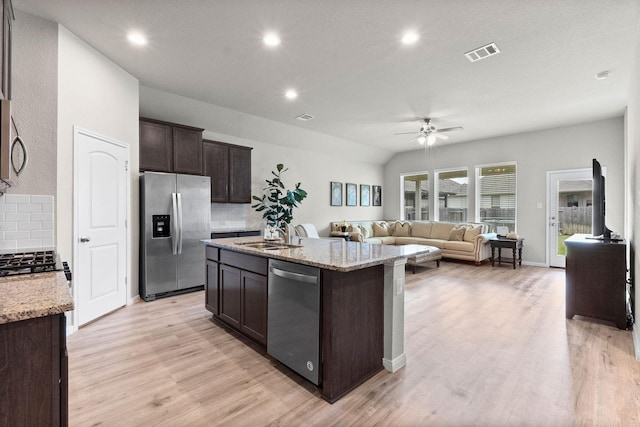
[125,276,127,285]
[125,219,127,228]
[125,160,129,171]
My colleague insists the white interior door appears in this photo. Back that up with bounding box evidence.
[74,128,128,325]
[547,169,592,268]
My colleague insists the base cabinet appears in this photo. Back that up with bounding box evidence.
[206,249,267,346]
[0,313,68,426]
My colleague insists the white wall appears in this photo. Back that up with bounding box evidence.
[140,87,384,236]
[626,23,640,356]
[9,11,57,195]
[57,26,140,299]
[385,117,625,265]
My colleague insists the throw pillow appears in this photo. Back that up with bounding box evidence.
[448,226,465,241]
[372,222,389,237]
[358,224,370,239]
[464,225,482,242]
[411,221,432,238]
[394,221,411,237]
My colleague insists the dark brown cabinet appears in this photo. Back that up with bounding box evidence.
[1,0,13,101]
[139,118,204,175]
[203,140,252,203]
[0,313,68,426]
[565,234,628,329]
[206,249,267,346]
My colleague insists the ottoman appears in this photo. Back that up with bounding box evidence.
[406,246,442,273]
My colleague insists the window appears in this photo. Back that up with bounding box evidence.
[566,194,579,207]
[402,173,429,220]
[476,163,516,232]
[435,169,468,222]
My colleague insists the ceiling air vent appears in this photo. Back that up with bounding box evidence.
[295,113,314,121]
[464,42,500,62]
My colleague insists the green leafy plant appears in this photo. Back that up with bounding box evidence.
[252,163,308,229]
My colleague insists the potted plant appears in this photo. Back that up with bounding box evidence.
[252,164,308,236]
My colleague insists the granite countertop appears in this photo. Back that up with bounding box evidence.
[204,236,433,272]
[210,227,261,233]
[0,271,74,325]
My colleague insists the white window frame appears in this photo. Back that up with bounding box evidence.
[400,170,430,221]
[475,161,518,232]
[434,167,469,222]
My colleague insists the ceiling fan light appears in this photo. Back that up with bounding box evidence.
[417,135,427,145]
[426,134,437,146]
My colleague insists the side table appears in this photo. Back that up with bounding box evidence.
[490,237,524,269]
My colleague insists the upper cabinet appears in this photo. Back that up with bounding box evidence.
[203,139,252,203]
[0,0,13,101]
[139,118,204,175]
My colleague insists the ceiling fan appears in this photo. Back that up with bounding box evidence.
[395,118,463,146]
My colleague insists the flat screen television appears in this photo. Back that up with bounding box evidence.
[591,158,612,240]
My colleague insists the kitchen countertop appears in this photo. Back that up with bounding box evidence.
[204,236,433,272]
[210,228,261,233]
[0,271,74,325]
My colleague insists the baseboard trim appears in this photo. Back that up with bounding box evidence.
[633,325,640,361]
[128,295,141,306]
[382,353,407,373]
[522,261,547,267]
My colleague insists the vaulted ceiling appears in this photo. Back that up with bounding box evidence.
[13,0,640,153]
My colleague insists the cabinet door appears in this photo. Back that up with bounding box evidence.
[172,126,203,175]
[139,120,172,172]
[219,264,242,329]
[240,271,267,345]
[229,146,252,203]
[205,260,219,315]
[203,141,229,202]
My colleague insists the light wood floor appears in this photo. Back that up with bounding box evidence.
[67,262,640,426]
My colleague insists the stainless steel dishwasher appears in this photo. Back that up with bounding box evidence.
[267,259,321,385]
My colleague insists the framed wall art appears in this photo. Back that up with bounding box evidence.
[360,184,370,206]
[372,185,382,206]
[331,182,342,206]
[346,183,357,206]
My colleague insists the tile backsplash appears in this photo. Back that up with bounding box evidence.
[0,194,54,250]
[210,203,261,231]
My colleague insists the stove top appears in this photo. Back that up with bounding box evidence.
[0,250,59,276]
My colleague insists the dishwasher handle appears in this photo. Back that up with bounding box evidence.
[270,266,318,284]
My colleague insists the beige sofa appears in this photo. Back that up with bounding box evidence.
[330,220,496,265]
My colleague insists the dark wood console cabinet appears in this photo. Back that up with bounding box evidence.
[203,140,252,203]
[565,233,628,329]
[0,313,68,426]
[139,118,204,175]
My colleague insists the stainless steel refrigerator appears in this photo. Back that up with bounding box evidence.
[140,172,211,301]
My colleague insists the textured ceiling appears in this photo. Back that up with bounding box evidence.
[13,0,640,154]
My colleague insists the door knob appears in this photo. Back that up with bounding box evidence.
[80,237,91,242]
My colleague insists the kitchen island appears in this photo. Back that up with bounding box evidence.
[204,236,432,402]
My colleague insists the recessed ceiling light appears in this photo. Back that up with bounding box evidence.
[127,31,147,46]
[285,89,298,100]
[595,70,610,80]
[263,33,281,47]
[401,32,419,45]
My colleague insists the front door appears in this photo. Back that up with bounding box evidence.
[74,127,129,325]
[547,169,592,268]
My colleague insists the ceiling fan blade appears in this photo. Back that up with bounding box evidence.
[435,133,449,140]
[437,126,463,133]
[394,131,419,135]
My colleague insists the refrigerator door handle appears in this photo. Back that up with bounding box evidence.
[177,192,184,254]
[171,192,179,255]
